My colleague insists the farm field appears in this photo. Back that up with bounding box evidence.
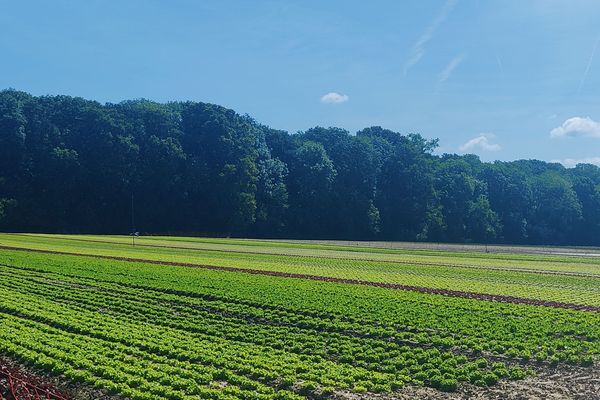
[0,233,599,399]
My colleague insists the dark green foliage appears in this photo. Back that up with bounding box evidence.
[0,89,599,245]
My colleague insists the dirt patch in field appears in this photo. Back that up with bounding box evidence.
[1,245,599,313]
[335,364,600,400]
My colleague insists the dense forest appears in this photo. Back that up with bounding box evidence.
[1,89,599,245]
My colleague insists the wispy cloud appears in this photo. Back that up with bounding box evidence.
[551,157,600,168]
[320,92,349,104]
[578,36,600,94]
[459,133,501,153]
[404,0,458,75]
[495,54,504,76]
[550,116,600,138]
[439,54,465,83]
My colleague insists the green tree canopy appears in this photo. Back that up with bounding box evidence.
[0,89,598,245]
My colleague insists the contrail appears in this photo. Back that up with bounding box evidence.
[578,36,600,94]
[439,53,465,83]
[404,0,458,75]
[495,54,504,76]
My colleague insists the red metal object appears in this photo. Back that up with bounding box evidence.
[0,363,68,400]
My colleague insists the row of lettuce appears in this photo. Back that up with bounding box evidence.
[0,249,597,399]
[1,234,599,307]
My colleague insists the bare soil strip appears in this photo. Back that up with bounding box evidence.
[1,245,598,313]
[13,234,600,279]
[336,364,600,400]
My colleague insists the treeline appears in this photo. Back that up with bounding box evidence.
[1,89,599,245]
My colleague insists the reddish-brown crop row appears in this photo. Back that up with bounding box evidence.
[0,360,68,400]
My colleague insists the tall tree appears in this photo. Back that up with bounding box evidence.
[287,140,337,237]
[528,173,582,244]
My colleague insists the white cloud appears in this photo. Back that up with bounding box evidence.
[550,116,600,138]
[320,92,349,104]
[404,0,458,75]
[439,54,465,83]
[551,157,600,168]
[459,134,501,153]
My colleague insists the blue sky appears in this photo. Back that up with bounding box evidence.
[1,0,599,165]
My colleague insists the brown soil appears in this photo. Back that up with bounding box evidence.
[335,364,600,400]
[1,245,599,313]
